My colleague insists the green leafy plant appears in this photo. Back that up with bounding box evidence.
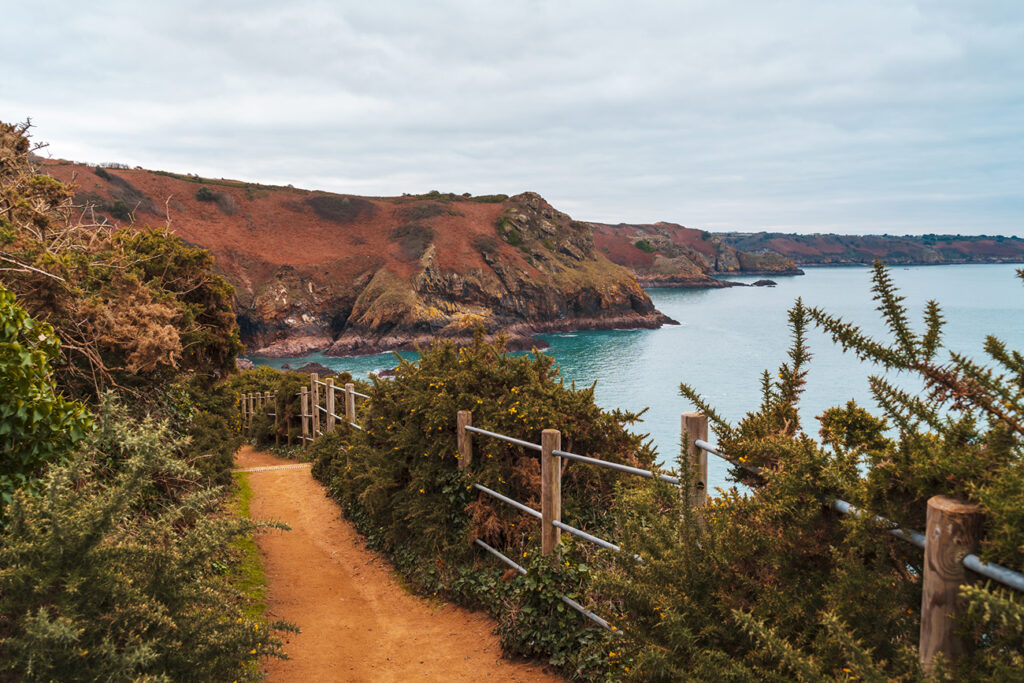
[0,285,91,506]
[633,239,655,254]
[0,394,293,681]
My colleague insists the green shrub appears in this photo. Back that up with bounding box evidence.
[195,185,216,201]
[0,394,292,681]
[633,239,655,254]
[0,286,91,506]
[108,199,132,221]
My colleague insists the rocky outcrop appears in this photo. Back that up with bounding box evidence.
[322,193,676,356]
[588,221,803,287]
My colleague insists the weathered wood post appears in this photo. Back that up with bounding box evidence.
[300,387,310,446]
[682,411,709,508]
[919,495,981,671]
[272,391,280,446]
[541,428,562,555]
[248,393,255,437]
[325,378,336,432]
[240,393,247,434]
[345,382,356,426]
[286,392,292,447]
[310,373,320,437]
[457,410,472,470]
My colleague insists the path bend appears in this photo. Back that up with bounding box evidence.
[236,446,561,682]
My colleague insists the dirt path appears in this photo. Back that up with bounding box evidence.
[235,447,561,682]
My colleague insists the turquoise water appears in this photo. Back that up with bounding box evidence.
[250,264,1024,492]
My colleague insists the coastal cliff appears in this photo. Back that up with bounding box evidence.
[41,160,675,356]
[719,232,1024,266]
[588,221,802,287]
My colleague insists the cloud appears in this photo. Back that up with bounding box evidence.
[2,0,1022,234]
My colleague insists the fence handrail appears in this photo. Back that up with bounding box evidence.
[553,448,680,485]
[694,439,765,477]
[473,483,541,519]
[552,519,620,552]
[464,425,542,452]
[699,441,1024,594]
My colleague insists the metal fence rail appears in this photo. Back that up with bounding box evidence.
[473,483,541,519]
[697,441,1024,594]
[554,449,680,485]
[473,539,612,630]
[464,425,542,452]
[552,520,620,552]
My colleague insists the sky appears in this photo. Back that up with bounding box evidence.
[2,1,1022,235]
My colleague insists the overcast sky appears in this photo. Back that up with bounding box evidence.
[3,1,1022,235]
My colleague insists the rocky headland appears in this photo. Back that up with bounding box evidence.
[588,221,803,287]
[42,159,680,357]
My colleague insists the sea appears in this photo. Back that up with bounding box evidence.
[250,263,1024,493]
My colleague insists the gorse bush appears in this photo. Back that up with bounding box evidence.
[0,121,241,400]
[591,263,1024,681]
[310,333,657,675]
[0,394,292,681]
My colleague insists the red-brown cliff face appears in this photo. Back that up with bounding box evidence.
[40,160,674,356]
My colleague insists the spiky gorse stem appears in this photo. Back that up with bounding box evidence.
[595,263,1023,680]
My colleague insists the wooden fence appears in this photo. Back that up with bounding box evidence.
[239,382,1024,671]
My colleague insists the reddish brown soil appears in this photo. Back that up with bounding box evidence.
[235,447,561,682]
[41,160,512,280]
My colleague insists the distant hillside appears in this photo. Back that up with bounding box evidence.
[719,232,1024,267]
[40,160,676,356]
[588,221,802,287]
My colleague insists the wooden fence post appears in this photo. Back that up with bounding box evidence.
[248,393,255,437]
[310,373,320,438]
[457,410,472,470]
[325,378,336,432]
[541,428,562,555]
[240,393,247,434]
[682,411,709,508]
[345,382,356,426]
[300,387,310,446]
[919,495,981,671]
[272,392,280,446]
